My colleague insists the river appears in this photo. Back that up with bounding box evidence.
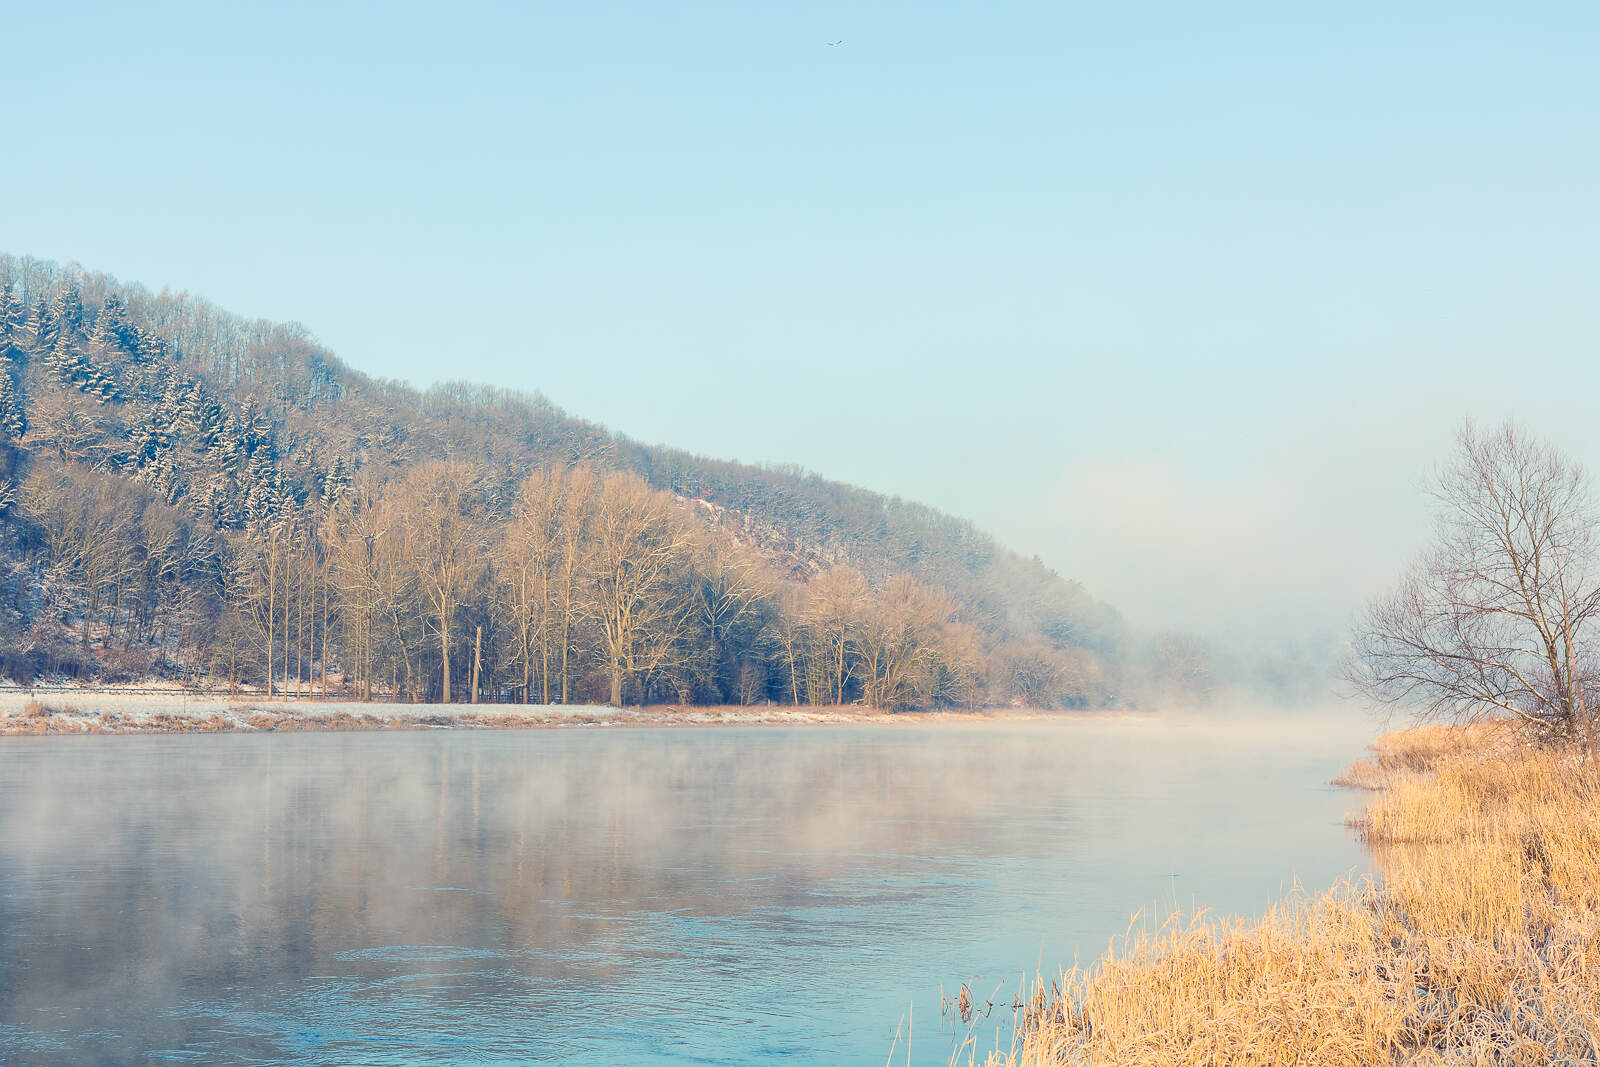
[0,712,1374,1065]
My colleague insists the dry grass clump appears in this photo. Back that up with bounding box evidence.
[0,700,87,733]
[986,889,1409,1067]
[1333,724,1514,791]
[1330,758,1389,790]
[16,699,81,719]
[978,722,1600,1066]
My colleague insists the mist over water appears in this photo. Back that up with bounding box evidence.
[0,714,1373,1065]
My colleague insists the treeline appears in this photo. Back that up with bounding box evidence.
[0,254,1177,708]
[2,458,1114,708]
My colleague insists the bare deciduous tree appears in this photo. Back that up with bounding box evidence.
[1349,421,1600,760]
[584,472,694,706]
[328,486,387,700]
[498,469,566,704]
[235,519,288,698]
[686,537,772,701]
[393,461,487,703]
[804,566,868,706]
[496,466,596,704]
[854,576,940,710]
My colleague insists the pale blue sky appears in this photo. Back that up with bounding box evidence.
[5,2,1599,643]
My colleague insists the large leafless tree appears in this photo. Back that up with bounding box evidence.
[584,472,694,706]
[397,461,487,703]
[1349,422,1600,760]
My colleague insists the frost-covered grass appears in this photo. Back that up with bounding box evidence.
[972,722,1600,1067]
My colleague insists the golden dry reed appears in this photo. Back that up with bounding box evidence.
[971,722,1600,1066]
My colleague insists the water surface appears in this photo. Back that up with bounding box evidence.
[0,713,1373,1065]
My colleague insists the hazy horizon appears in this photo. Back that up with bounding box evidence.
[8,2,1598,651]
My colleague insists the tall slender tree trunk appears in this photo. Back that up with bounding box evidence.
[559,549,579,704]
[439,598,452,703]
[265,558,275,698]
[559,595,572,705]
[470,625,482,704]
[296,563,304,699]
[1562,607,1599,767]
[319,558,328,700]
[788,635,801,706]
[1577,691,1598,768]
[282,569,290,702]
[535,579,548,704]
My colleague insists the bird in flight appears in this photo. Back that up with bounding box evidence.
[827,40,843,47]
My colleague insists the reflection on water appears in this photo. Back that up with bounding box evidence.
[0,714,1372,1065]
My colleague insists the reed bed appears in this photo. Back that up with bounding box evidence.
[972,721,1600,1066]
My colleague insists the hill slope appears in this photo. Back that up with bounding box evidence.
[0,254,1148,707]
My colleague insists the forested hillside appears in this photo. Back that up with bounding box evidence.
[0,254,1177,708]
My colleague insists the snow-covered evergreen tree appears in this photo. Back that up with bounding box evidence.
[0,286,22,361]
[86,298,124,361]
[189,389,223,449]
[0,367,24,439]
[47,287,83,348]
[44,334,86,387]
[82,363,122,403]
[321,455,351,506]
[18,299,49,355]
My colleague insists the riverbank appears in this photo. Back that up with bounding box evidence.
[0,687,1108,734]
[971,721,1600,1065]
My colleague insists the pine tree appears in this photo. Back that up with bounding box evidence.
[83,364,122,403]
[242,453,279,529]
[128,325,167,364]
[128,408,165,465]
[215,411,244,473]
[321,455,351,506]
[45,333,85,387]
[156,375,188,439]
[0,369,25,439]
[239,398,273,458]
[87,298,124,360]
[18,299,48,356]
[148,461,184,506]
[48,286,83,348]
[272,475,298,517]
[0,286,21,361]
[204,465,239,526]
[190,391,223,449]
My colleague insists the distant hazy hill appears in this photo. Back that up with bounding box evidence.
[0,254,1152,707]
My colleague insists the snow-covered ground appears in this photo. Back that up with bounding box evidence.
[0,686,605,721]
[0,686,1033,733]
